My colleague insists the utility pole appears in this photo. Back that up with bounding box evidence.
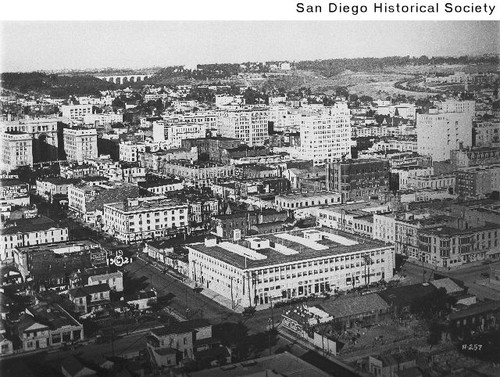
[268,318,272,356]
[111,327,115,357]
[230,276,234,310]
[270,296,274,330]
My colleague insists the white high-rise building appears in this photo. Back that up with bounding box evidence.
[63,128,98,163]
[103,196,189,243]
[0,132,33,171]
[417,102,474,162]
[299,103,351,165]
[217,107,269,146]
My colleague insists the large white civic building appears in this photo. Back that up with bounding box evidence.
[187,228,394,309]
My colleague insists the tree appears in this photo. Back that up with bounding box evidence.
[410,288,456,320]
[112,96,126,109]
[428,321,442,346]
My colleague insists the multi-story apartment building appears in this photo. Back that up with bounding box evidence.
[188,229,394,308]
[407,174,456,192]
[327,159,390,202]
[160,160,234,188]
[451,147,500,168]
[217,107,269,146]
[61,104,93,120]
[36,177,80,201]
[0,132,33,171]
[1,216,69,261]
[373,213,397,245]
[103,196,189,243]
[119,141,147,162]
[152,120,207,147]
[474,121,500,147]
[121,164,147,183]
[418,220,500,268]
[316,202,392,239]
[456,165,500,198]
[416,104,474,162]
[394,213,451,259]
[390,166,434,191]
[188,198,219,224]
[63,128,98,163]
[14,240,106,284]
[299,103,351,165]
[68,182,140,224]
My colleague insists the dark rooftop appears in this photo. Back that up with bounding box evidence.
[317,293,390,319]
[378,283,437,308]
[0,215,62,236]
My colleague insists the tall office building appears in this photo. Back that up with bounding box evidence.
[299,103,351,165]
[63,128,98,163]
[217,107,269,146]
[417,101,474,162]
[0,132,33,171]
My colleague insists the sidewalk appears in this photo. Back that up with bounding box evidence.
[193,282,245,314]
[138,254,244,314]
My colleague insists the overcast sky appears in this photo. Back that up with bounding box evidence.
[1,21,498,72]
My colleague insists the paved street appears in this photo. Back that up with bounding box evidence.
[124,259,293,333]
[402,260,500,300]
[124,259,241,324]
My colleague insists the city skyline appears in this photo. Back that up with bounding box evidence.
[1,21,499,72]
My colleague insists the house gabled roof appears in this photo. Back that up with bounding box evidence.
[17,313,48,335]
[430,278,464,295]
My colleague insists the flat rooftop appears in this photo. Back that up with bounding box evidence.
[189,352,329,377]
[420,222,500,236]
[17,239,101,253]
[0,179,28,187]
[0,216,62,235]
[106,198,185,211]
[189,228,388,269]
[276,192,340,201]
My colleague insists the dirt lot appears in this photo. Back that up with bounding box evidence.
[338,318,427,356]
